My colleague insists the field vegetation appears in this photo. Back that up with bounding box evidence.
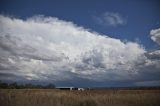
[0,89,160,106]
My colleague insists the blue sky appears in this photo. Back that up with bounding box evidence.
[1,0,160,49]
[0,0,160,87]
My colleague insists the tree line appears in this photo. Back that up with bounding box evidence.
[0,81,55,89]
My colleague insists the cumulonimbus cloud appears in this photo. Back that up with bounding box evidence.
[0,15,160,86]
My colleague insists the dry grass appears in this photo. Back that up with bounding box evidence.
[0,89,160,106]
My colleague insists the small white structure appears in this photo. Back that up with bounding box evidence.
[78,88,85,91]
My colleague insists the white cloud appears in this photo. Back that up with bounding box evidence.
[93,12,127,27]
[1,15,159,84]
[150,28,160,45]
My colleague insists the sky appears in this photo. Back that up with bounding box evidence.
[0,0,160,87]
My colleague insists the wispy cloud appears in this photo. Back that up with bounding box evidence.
[93,12,127,27]
[150,28,160,45]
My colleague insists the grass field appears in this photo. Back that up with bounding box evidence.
[0,89,160,106]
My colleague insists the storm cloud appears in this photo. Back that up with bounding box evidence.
[0,15,160,86]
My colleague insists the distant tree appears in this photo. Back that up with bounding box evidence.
[35,84,43,89]
[0,81,8,88]
[45,83,55,89]
[9,82,18,89]
[0,81,56,89]
[25,83,34,88]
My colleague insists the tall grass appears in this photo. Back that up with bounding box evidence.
[0,89,160,106]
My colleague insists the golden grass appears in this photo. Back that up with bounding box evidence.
[0,89,160,106]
